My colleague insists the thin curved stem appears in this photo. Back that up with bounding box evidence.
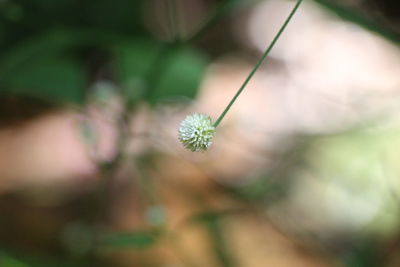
[213,0,304,128]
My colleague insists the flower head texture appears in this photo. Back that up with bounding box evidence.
[178,113,215,152]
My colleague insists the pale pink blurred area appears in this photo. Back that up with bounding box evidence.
[0,80,124,196]
[0,107,118,195]
[0,112,94,188]
[243,0,400,133]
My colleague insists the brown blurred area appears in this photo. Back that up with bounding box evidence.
[0,0,400,266]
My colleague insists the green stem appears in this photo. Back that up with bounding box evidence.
[213,0,304,128]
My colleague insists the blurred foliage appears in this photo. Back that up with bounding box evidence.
[100,229,162,249]
[342,240,381,267]
[0,252,29,267]
[1,49,86,103]
[0,0,210,105]
[0,249,90,267]
[115,41,208,105]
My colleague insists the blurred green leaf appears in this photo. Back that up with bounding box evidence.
[343,240,380,267]
[0,252,29,267]
[114,39,164,102]
[115,41,208,105]
[0,31,78,76]
[0,31,88,104]
[0,249,90,267]
[0,29,135,104]
[149,47,207,104]
[0,52,86,104]
[100,230,161,249]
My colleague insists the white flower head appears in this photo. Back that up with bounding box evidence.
[178,113,215,152]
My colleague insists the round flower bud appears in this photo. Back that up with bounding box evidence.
[178,113,215,152]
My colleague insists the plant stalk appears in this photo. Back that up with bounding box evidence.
[213,0,304,127]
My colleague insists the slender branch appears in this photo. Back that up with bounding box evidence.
[213,0,304,127]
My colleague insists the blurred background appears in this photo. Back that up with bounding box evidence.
[0,0,399,266]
